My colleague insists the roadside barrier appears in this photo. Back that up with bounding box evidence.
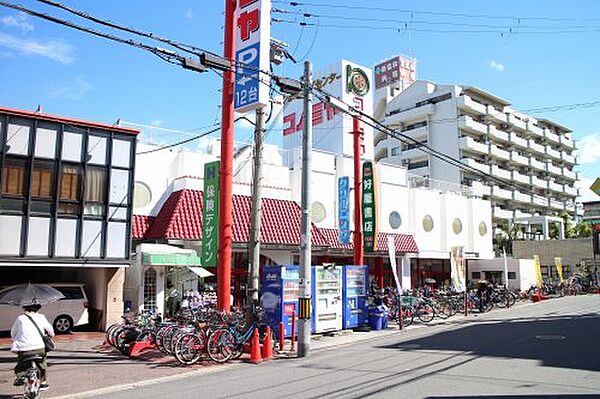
[249,328,262,364]
[261,326,274,360]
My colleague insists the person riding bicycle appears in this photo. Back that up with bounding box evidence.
[11,304,55,390]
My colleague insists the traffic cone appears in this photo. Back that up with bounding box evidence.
[261,326,274,360]
[249,328,262,364]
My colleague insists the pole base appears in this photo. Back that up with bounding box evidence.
[297,342,310,358]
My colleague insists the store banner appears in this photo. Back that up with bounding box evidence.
[338,176,350,244]
[362,161,378,252]
[450,246,466,291]
[554,257,564,283]
[534,255,543,288]
[387,235,401,292]
[201,161,220,267]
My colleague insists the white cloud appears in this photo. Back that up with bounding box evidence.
[576,177,600,203]
[1,13,34,32]
[185,9,194,19]
[48,76,93,101]
[0,32,74,64]
[150,119,163,127]
[489,60,505,72]
[576,133,600,165]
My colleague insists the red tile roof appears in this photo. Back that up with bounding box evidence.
[139,189,329,247]
[131,215,154,239]
[317,228,418,253]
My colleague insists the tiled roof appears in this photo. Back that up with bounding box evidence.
[131,215,155,239]
[139,189,329,246]
[317,228,418,253]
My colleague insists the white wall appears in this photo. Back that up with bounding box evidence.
[468,198,494,258]
[409,188,443,252]
[469,258,536,291]
[441,193,469,250]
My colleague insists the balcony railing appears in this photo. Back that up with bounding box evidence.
[461,157,490,174]
[509,133,528,149]
[532,195,549,207]
[563,185,578,197]
[510,151,529,166]
[546,161,562,176]
[486,105,507,124]
[561,151,576,165]
[385,103,435,125]
[543,128,560,145]
[493,206,514,219]
[408,174,474,197]
[560,134,575,150]
[491,165,511,180]
[490,144,511,161]
[549,199,564,210]
[513,191,532,203]
[457,95,487,114]
[528,139,545,154]
[491,185,513,200]
[526,121,544,137]
[549,180,563,193]
[488,125,509,143]
[508,114,527,131]
[459,136,488,155]
[512,171,530,185]
[545,145,562,161]
[562,168,576,181]
[529,157,546,171]
[530,175,548,190]
[458,115,488,136]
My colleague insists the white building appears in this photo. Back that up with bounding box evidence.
[374,80,579,230]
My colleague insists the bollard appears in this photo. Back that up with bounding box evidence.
[279,321,285,351]
[291,310,296,352]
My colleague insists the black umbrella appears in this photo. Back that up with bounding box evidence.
[0,283,64,306]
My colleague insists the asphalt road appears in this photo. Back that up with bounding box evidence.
[91,295,600,399]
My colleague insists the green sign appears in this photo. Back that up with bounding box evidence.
[201,161,220,267]
[362,161,378,252]
[591,178,600,197]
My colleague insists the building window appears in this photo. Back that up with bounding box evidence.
[423,215,434,232]
[472,272,481,279]
[402,140,427,151]
[143,268,157,311]
[6,121,31,155]
[409,160,429,170]
[508,272,516,280]
[452,218,463,234]
[84,167,107,216]
[389,211,402,229]
[60,165,81,200]
[1,157,28,196]
[31,161,55,199]
[390,147,400,156]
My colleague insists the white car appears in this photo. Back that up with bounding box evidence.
[0,283,89,334]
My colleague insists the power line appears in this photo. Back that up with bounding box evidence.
[521,100,600,114]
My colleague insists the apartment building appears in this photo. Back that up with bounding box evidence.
[374,80,579,226]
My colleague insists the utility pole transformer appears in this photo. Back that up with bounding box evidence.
[248,107,265,304]
[298,61,313,358]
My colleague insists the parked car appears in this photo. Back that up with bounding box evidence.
[0,283,89,334]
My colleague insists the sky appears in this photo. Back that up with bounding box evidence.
[0,0,599,202]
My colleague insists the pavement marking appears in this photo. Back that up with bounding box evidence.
[534,335,566,340]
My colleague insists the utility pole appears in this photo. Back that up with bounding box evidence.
[248,107,265,305]
[353,115,364,266]
[217,0,236,312]
[298,60,313,358]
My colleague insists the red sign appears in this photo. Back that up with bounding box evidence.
[283,303,296,315]
[374,55,416,90]
[282,101,340,136]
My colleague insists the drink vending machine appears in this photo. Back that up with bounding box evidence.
[261,265,299,337]
[342,265,369,329]
[311,265,343,333]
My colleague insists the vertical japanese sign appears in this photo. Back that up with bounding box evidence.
[234,0,271,112]
[202,161,220,267]
[554,257,564,283]
[450,246,466,291]
[374,55,416,90]
[362,161,378,252]
[533,255,543,288]
[338,177,350,244]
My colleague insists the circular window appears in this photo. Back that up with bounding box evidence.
[311,201,326,223]
[479,221,488,236]
[389,211,402,229]
[422,215,434,232]
[452,218,463,235]
[133,182,152,209]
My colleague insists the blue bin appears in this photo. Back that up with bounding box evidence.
[368,305,388,330]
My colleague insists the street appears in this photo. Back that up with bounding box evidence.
[80,295,600,399]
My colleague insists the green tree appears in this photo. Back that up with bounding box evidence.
[574,221,593,238]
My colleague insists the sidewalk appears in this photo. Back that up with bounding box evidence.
[0,301,533,398]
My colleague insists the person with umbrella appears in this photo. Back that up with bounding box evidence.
[0,284,62,390]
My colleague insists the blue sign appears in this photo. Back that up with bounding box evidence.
[234,42,261,111]
[338,176,350,244]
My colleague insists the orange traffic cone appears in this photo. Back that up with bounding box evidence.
[261,326,274,360]
[249,328,262,364]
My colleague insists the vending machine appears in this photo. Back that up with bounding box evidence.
[261,265,299,337]
[311,265,343,333]
[342,265,369,329]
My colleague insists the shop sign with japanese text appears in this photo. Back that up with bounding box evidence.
[362,161,378,252]
[234,0,271,112]
[338,176,350,244]
[202,161,220,267]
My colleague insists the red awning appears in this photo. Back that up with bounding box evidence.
[317,228,418,253]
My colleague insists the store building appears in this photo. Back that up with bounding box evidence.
[374,80,579,231]
[0,106,138,329]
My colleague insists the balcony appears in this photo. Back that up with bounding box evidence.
[565,202,576,213]
[529,157,546,171]
[400,147,428,160]
[549,199,564,210]
[545,145,562,161]
[532,195,549,207]
[526,121,544,138]
[561,151,576,165]
[510,151,529,166]
[490,144,511,161]
[513,191,532,204]
[374,147,389,163]
[402,125,428,141]
[488,125,509,143]
[471,181,491,197]
[457,95,487,115]
[546,161,562,176]
[461,157,490,174]
[374,131,388,147]
[486,105,507,124]
[543,128,561,145]
[509,133,528,149]
[560,134,575,150]
[508,114,527,131]
[563,185,578,197]
[549,180,563,193]
[385,103,434,125]
[515,209,533,218]
[493,206,514,219]
[530,175,548,190]
[491,165,512,180]
[458,116,488,137]
[491,185,513,200]
[512,170,530,185]
[562,168,576,181]
[528,139,545,154]
[459,136,489,155]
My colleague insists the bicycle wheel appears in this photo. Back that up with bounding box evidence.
[174,333,205,365]
[417,303,435,323]
[435,301,451,319]
[207,328,236,363]
[401,308,414,328]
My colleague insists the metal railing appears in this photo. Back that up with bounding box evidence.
[407,174,475,197]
